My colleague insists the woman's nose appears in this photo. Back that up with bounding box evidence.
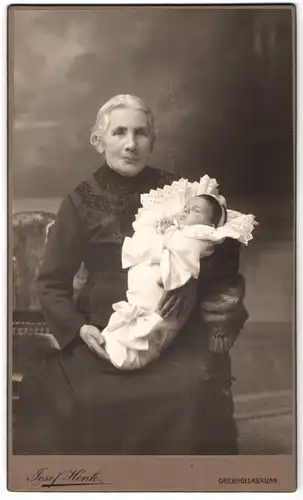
[125,132,137,151]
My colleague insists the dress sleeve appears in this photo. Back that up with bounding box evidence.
[197,238,249,353]
[36,194,86,349]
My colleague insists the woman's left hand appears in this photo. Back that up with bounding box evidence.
[156,277,198,329]
[147,279,197,352]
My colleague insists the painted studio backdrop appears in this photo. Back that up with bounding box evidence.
[11,7,294,454]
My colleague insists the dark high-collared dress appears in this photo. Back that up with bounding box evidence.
[14,164,247,455]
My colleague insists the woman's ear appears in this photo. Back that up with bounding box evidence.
[96,137,105,154]
[150,134,156,153]
[90,131,104,154]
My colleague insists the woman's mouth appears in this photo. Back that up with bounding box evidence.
[122,156,139,163]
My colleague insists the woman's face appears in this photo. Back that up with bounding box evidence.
[101,107,153,176]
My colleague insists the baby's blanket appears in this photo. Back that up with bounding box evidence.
[122,175,257,292]
[101,175,257,370]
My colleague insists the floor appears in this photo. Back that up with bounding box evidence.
[238,413,293,455]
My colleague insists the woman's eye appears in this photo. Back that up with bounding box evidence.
[113,128,125,136]
[135,129,148,136]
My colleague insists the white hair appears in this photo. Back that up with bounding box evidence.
[90,94,155,153]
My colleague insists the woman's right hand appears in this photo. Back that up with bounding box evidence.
[79,324,109,360]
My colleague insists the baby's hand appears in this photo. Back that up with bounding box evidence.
[156,218,173,234]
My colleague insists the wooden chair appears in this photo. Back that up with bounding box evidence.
[12,211,57,410]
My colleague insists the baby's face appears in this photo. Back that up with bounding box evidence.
[178,196,215,226]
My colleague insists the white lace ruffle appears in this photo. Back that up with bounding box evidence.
[140,175,226,209]
[134,175,257,245]
[221,210,257,245]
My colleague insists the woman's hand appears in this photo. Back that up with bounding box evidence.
[156,277,198,329]
[79,324,109,360]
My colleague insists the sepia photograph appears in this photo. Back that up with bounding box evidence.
[8,3,296,492]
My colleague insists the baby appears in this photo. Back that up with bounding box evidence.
[154,195,225,289]
[158,194,225,232]
[98,180,256,370]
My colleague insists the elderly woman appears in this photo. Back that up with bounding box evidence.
[14,94,248,455]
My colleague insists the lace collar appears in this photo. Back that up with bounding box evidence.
[93,163,155,195]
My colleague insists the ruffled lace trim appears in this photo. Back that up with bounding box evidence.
[134,175,258,245]
[222,210,258,245]
[140,175,226,210]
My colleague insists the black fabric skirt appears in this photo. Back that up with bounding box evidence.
[14,325,238,455]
